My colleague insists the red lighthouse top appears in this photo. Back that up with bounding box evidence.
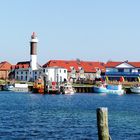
[30,32,38,43]
[31,32,36,39]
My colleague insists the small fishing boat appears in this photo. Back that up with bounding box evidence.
[32,78,44,94]
[3,84,14,91]
[60,82,75,95]
[3,83,28,92]
[93,84,107,93]
[130,84,140,93]
[93,83,124,95]
[32,79,60,94]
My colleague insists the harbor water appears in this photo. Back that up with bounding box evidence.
[0,92,140,140]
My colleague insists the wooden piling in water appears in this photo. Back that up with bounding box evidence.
[43,77,46,93]
[96,107,110,140]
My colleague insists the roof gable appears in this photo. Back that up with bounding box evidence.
[116,62,134,68]
[0,61,12,70]
[106,61,140,68]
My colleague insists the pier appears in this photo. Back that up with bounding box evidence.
[73,86,93,93]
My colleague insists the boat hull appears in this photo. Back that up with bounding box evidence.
[3,85,14,91]
[93,86,107,93]
[93,85,124,95]
[130,87,140,93]
[107,89,124,95]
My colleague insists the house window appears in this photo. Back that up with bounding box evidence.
[64,70,66,73]
[26,72,28,75]
[25,76,27,80]
[35,76,37,80]
[17,71,18,74]
[60,76,62,82]
[35,72,37,74]
[118,69,124,72]
[21,72,23,74]
[21,76,23,80]
[60,70,61,73]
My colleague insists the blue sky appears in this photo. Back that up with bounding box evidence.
[0,0,140,65]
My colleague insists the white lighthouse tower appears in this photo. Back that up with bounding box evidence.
[30,32,38,70]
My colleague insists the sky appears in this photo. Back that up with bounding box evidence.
[0,0,140,65]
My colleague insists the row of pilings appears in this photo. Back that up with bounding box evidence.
[74,86,93,93]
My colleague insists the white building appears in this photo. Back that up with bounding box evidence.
[13,61,43,82]
[43,67,67,83]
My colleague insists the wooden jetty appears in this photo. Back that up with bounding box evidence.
[73,86,93,93]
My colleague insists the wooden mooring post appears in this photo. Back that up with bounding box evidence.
[96,107,111,140]
[43,76,47,94]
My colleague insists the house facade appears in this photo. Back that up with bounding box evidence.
[0,61,12,80]
[12,61,43,82]
[43,66,67,83]
[105,61,140,81]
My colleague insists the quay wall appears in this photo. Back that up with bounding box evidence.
[73,86,93,93]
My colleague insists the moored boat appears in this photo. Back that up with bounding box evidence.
[130,84,140,93]
[93,83,124,95]
[3,84,14,91]
[106,84,124,95]
[32,78,44,94]
[60,82,75,95]
[93,84,107,93]
[3,83,28,92]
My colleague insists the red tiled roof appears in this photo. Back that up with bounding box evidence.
[105,61,122,68]
[105,61,140,68]
[0,61,12,70]
[43,60,105,73]
[129,62,140,68]
[14,61,30,69]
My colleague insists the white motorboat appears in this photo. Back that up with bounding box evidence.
[60,83,75,95]
[130,85,140,93]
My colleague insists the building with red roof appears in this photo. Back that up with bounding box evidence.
[12,61,42,81]
[43,59,105,82]
[105,60,140,81]
[0,61,12,80]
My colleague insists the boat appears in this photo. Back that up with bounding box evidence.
[93,83,124,95]
[93,84,107,93]
[3,84,14,91]
[47,81,60,94]
[106,84,124,95]
[3,83,29,92]
[60,82,75,94]
[32,79,60,94]
[130,84,140,93]
[32,78,44,94]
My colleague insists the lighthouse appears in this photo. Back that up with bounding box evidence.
[30,32,38,70]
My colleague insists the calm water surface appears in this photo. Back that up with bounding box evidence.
[0,92,140,140]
